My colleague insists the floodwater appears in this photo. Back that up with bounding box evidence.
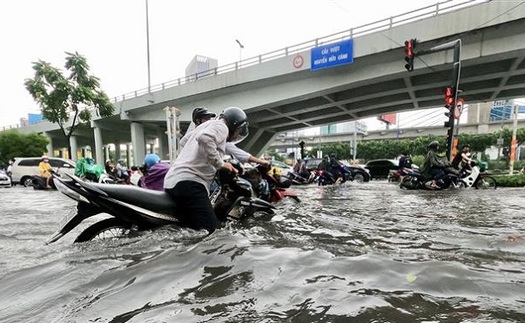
[1,182,524,323]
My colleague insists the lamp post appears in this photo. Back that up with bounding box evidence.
[235,39,244,66]
[145,0,151,93]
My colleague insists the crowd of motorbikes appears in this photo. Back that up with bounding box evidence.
[388,158,497,190]
[30,149,497,245]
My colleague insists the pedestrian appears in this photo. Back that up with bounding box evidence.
[164,106,249,233]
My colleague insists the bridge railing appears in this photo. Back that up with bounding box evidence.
[112,0,488,103]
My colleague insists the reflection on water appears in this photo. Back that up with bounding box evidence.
[0,183,524,322]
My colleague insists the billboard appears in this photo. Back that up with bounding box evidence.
[378,113,397,125]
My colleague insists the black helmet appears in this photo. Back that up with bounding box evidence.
[192,107,216,124]
[220,107,249,144]
[427,140,439,150]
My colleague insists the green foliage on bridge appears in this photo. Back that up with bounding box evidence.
[24,52,114,158]
[0,130,49,166]
[305,129,525,162]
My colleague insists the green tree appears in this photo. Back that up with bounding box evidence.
[0,130,49,165]
[24,52,114,157]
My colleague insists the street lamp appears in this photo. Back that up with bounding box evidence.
[235,39,244,65]
[145,0,151,93]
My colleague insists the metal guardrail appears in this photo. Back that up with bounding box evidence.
[111,0,488,103]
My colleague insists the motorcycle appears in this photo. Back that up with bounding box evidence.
[46,160,276,244]
[456,160,497,189]
[31,168,59,190]
[314,166,352,186]
[243,163,301,203]
[399,166,460,190]
[285,171,313,185]
[388,164,419,183]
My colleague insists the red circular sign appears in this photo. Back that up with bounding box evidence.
[454,98,464,119]
[293,54,304,69]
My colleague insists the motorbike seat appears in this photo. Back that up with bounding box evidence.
[90,183,177,212]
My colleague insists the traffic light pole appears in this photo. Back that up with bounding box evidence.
[416,39,462,160]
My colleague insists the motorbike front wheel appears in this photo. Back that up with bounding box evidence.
[475,176,497,189]
[75,218,133,243]
[400,175,422,190]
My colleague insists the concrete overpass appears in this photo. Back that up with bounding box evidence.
[10,0,525,165]
[269,118,525,150]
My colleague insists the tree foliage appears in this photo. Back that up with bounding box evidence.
[303,132,514,162]
[0,130,49,166]
[24,52,114,156]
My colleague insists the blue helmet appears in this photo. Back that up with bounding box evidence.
[144,154,160,168]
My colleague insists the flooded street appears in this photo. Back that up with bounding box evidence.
[1,182,524,323]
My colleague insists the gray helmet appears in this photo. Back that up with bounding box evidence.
[192,107,216,124]
[220,107,249,144]
[427,140,439,150]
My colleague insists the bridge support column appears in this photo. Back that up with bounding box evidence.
[126,144,132,167]
[158,127,168,160]
[69,135,78,161]
[43,132,54,157]
[130,122,146,167]
[104,145,110,162]
[115,143,121,162]
[93,126,104,165]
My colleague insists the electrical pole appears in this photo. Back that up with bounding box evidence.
[509,104,518,174]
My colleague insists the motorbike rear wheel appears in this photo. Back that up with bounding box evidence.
[475,176,497,189]
[75,218,133,243]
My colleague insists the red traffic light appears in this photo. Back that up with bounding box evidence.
[444,86,454,106]
[404,39,417,72]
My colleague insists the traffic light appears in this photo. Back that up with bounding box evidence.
[444,86,455,107]
[404,39,416,71]
[443,86,456,120]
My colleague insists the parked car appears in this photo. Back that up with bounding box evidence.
[10,157,77,186]
[364,159,399,179]
[0,170,12,187]
[304,158,370,182]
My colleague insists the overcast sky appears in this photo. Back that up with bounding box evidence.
[1,0,464,128]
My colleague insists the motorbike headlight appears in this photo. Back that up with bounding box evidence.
[54,178,90,204]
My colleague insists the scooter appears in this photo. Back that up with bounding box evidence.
[456,161,497,189]
[243,163,301,203]
[46,161,276,244]
[31,168,59,190]
[388,164,419,183]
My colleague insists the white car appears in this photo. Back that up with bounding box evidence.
[10,157,76,186]
[0,170,11,187]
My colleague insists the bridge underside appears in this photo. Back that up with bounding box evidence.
[240,19,525,155]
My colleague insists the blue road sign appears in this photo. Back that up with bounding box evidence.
[311,39,354,71]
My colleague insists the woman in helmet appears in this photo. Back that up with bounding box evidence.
[140,153,170,191]
[164,107,249,233]
[38,155,53,188]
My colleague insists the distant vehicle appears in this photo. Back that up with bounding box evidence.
[10,157,76,186]
[270,160,292,177]
[304,158,370,182]
[0,170,11,187]
[364,159,399,179]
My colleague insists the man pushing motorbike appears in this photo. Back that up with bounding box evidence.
[421,141,459,189]
[164,107,249,233]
